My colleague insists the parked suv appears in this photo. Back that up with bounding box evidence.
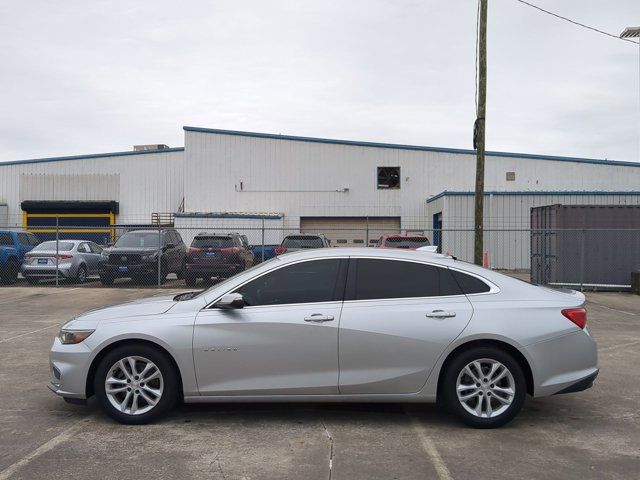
[184,232,255,286]
[274,234,331,255]
[376,234,430,250]
[99,229,186,285]
[0,230,39,283]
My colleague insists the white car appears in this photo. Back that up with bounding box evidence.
[49,248,598,428]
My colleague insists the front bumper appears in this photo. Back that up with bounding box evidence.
[48,337,93,400]
[100,262,158,278]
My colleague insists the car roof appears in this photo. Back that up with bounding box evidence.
[382,233,428,238]
[276,247,454,264]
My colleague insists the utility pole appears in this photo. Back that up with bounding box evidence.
[473,0,488,265]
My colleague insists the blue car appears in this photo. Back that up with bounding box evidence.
[0,230,40,284]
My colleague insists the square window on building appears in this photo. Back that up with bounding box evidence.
[377,167,401,189]
[506,171,516,181]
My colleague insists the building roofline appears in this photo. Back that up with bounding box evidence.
[183,126,640,168]
[426,190,640,203]
[0,147,185,167]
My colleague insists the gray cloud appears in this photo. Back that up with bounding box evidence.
[0,0,638,161]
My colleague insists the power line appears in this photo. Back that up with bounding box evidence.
[513,0,639,45]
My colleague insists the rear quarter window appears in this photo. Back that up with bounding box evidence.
[450,270,491,294]
[0,233,13,246]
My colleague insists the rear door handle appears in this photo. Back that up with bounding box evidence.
[304,314,335,323]
[426,310,456,318]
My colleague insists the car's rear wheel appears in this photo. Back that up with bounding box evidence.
[75,265,87,284]
[94,345,179,424]
[184,274,197,287]
[442,346,526,428]
[100,274,114,286]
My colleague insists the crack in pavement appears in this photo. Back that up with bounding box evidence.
[321,422,334,480]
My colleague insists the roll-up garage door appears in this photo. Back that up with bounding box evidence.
[300,217,401,247]
[21,200,118,245]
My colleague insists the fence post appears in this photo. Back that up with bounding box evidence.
[579,229,585,292]
[55,217,59,287]
[157,227,162,287]
[261,218,265,263]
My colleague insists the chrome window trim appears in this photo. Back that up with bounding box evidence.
[203,254,499,310]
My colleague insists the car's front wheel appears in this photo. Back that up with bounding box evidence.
[442,346,526,428]
[94,345,179,424]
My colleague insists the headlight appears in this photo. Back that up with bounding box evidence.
[141,253,158,261]
[58,329,94,345]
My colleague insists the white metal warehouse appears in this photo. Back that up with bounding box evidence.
[1,126,639,267]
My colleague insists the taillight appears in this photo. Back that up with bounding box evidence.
[562,308,587,329]
[187,247,202,254]
[220,247,241,254]
[25,253,33,258]
[56,254,73,260]
[274,246,287,255]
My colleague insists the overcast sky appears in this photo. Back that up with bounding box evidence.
[1,0,638,162]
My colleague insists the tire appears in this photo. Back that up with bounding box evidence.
[176,268,184,280]
[75,265,87,284]
[100,274,114,286]
[1,259,19,284]
[442,346,526,429]
[94,344,179,424]
[184,274,197,287]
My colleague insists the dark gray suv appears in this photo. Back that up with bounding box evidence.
[99,229,186,285]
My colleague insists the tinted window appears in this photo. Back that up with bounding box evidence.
[78,243,91,253]
[17,233,30,246]
[282,236,324,249]
[33,241,74,251]
[89,242,103,253]
[236,259,343,306]
[115,232,159,248]
[192,236,235,248]
[450,270,491,294]
[384,236,430,248]
[28,234,40,246]
[0,233,12,246]
[351,259,462,300]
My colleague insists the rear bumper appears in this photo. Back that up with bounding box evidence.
[555,370,599,394]
[185,263,241,277]
[526,329,599,397]
[22,264,73,278]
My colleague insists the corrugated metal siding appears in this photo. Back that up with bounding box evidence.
[19,174,120,202]
[0,150,184,225]
[438,193,640,270]
[184,130,640,231]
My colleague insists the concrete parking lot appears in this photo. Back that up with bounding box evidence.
[0,287,638,480]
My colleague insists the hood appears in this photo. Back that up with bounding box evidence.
[65,293,178,329]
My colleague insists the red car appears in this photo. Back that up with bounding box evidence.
[375,234,431,250]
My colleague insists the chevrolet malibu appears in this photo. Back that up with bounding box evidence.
[49,248,598,428]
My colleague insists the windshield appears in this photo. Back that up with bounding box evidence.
[282,236,324,248]
[115,232,159,248]
[192,236,235,249]
[33,241,74,251]
[385,237,430,248]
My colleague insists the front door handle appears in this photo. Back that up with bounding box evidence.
[304,314,335,323]
[426,310,457,319]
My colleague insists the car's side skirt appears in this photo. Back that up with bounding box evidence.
[184,393,437,403]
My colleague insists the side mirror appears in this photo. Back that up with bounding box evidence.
[215,292,245,309]
[166,242,176,249]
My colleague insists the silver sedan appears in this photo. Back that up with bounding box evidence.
[22,240,103,284]
[48,248,598,428]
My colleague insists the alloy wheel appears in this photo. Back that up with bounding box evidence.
[456,358,515,418]
[104,356,164,415]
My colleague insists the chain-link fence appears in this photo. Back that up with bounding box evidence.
[1,223,639,291]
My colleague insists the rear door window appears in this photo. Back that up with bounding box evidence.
[348,258,462,300]
[17,233,30,246]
